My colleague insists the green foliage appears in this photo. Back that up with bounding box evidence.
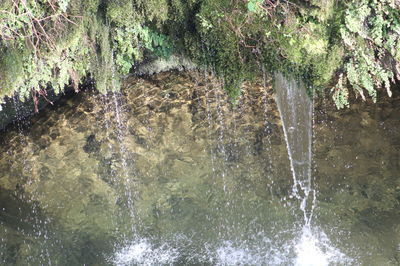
[192,0,342,98]
[332,74,349,109]
[105,0,173,75]
[0,47,24,96]
[105,0,169,28]
[335,0,400,108]
[105,0,135,27]
[0,0,95,100]
[0,0,399,110]
[191,0,261,98]
[193,0,399,108]
[0,0,75,52]
[246,0,263,13]
[0,0,174,101]
[93,24,118,93]
[112,25,172,75]
[113,28,137,75]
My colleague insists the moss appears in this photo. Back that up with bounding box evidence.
[182,0,345,100]
[0,47,24,98]
[105,0,135,26]
[92,23,119,93]
[313,45,344,87]
[135,0,169,27]
[191,0,260,96]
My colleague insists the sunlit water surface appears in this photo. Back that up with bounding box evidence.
[0,71,399,265]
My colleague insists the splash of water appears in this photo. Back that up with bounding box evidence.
[110,232,352,266]
[112,239,179,266]
[110,235,291,266]
[295,226,350,266]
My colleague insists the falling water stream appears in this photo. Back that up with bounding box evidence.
[0,71,400,265]
[274,72,347,265]
[274,73,315,220]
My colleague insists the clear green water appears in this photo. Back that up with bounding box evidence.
[0,72,399,265]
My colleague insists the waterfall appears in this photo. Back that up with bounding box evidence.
[274,72,315,224]
[274,72,349,265]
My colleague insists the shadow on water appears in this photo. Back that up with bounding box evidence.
[0,187,115,265]
[0,188,41,233]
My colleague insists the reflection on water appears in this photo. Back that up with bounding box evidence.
[0,71,399,265]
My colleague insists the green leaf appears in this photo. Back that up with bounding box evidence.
[247,2,255,13]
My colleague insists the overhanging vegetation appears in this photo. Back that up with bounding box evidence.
[0,0,399,109]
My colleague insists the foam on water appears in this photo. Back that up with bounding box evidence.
[110,231,350,266]
[112,239,179,266]
[111,236,287,265]
[215,239,289,265]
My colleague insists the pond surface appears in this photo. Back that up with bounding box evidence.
[0,71,399,265]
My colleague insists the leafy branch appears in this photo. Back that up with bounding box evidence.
[0,0,79,54]
[333,0,400,108]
